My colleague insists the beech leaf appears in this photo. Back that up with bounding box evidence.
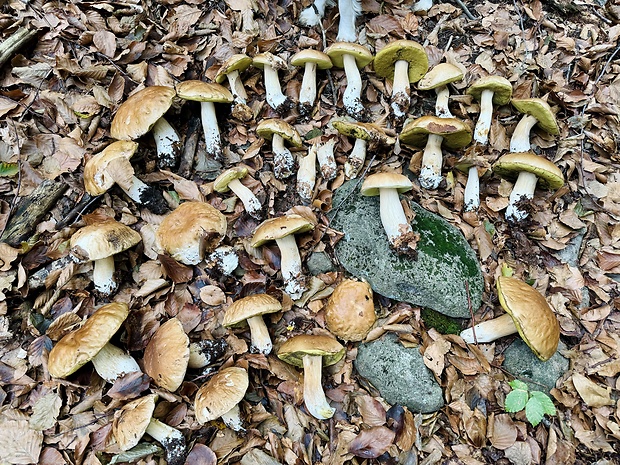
[348,426,395,459]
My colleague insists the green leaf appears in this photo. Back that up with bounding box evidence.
[508,379,529,391]
[304,128,323,140]
[0,162,19,177]
[483,219,495,236]
[525,396,544,426]
[530,391,556,416]
[505,389,528,413]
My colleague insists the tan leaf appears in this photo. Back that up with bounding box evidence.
[488,413,517,450]
[0,414,43,464]
[504,441,532,465]
[0,243,19,271]
[356,395,386,427]
[30,392,62,431]
[93,30,117,58]
[423,337,450,377]
[572,373,613,407]
[348,426,395,459]
[0,96,18,118]
[200,285,226,306]
[473,224,494,261]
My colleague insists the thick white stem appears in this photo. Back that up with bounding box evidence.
[221,404,244,431]
[302,354,334,419]
[145,418,186,464]
[299,0,328,26]
[435,86,453,118]
[506,171,539,222]
[460,313,517,343]
[391,60,411,117]
[463,165,480,212]
[263,64,287,111]
[344,138,367,178]
[473,89,495,145]
[317,138,337,181]
[152,117,181,168]
[336,0,361,42]
[342,53,364,119]
[200,102,222,160]
[91,343,141,383]
[246,315,272,355]
[226,70,248,104]
[379,188,412,245]
[299,61,318,109]
[119,176,150,204]
[272,134,295,179]
[510,114,538,152]
[419,134,444,189]
[275,235,305,299]
[297,144,317,203]
[227,178,261,217]
[92,256,116,295]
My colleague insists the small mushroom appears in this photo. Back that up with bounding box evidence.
[215,54,253,120]
[325,43,374,120]
[250,214,315,299]
[143,318,190,392]
[69,219,141,295]
[400,115,472,189]
[453,153,490,212]
[374,40,429,118]
[176,80,234,167]
[417,63,464,118]
[317,137,338,181]
[290,49,333,115]
[253,52,290,113]
[325,279,376,342]
[466,76,513,145]
[110,86,181,169]
[509,97,560,153]
[194,366,249,431]
[336,0,362,42]
[256,118,303,179]
[297,142,317,203]
[213,166,262,219]
[90,342,141,383]
[460,275,560,361]
[223,294,282,354]
[277,334,345,419]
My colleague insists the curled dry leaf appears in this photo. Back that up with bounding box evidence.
[571,373,614,408]
[348,426,396,459]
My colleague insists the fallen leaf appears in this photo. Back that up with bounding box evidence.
[572,373,613,407]
[348,426,395,459]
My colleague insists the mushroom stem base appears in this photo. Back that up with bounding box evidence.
[342,53,364,119]
[473,89,495,145]
[344,138,367,179]
[391,60,411,117]
[463,165,480,212]
[152,117,181,168]
[221,404,245,431]
[275,234,306,299]
[460,313,516,343]
[506,170,538,222]
[272,134,295,179]
[419,133,445,189]
[302,354,335,419]
[92,256,116,295]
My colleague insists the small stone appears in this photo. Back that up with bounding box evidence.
[306,251,335,275]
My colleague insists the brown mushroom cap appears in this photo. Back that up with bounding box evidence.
[325,42,374,69]
[360,172,413,197]
[400,115,472,149]
[215,54,253,84]
[253,52,288,71]
[194,367,249,424]
[113,394,157,451]
[256,119,303,147]
[48,302,130,378]
[111,86,176,140]
[222,294,282,327]
[290,49,333,70]
[325,279,376,342]
[70,219,141,261]
[83,141,139,196]
[277,334,345,367]
[373,40,429,83]
[250,214,315,247]
[496,276,560,361]
[417,63,464,90]
[176,81,233,103]
[511,98,560,135]
[492,152,564,190]
[332,120,396,145]
[143,318,190,392]
[213,166,248,193]
[466,76,513,105]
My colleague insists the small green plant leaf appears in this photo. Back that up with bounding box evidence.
[525,396,544,426]
[530,391,556,416]
[0,162,19,177]
[508,379,529,391]
[505,389,528,413]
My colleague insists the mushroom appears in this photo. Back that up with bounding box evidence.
[492,151,564,222]
[290,49,333,115]
[253,52,290,113]
[417,63,464,118]
[69,219,141,295]
[256,118,303,179]
[213,166,262,219]
[466,76,513,145]
[194,366,249,431]
[360,172,418,254]
[156,201,227,265]
[336,0,362,42]
[460,275,560,361]
[276,334,345,419]
[176,80,234,167]
[90,342,141,383]
[325,43,374,120]
[110,86,181,169]
[215,54,253,121]
[317,137,338,181]
[374,40,429,118]
[297,142,317,203]
[143,318,190,392]
[223,294,282,354]
[509,97,560,153]
[332,119,395,178]
[400,115,472,189]
[325,279,376,342]
[453,153,490,212]
[250,214,315,299]
[83,140,167,214]
[187,339,227,369]
[299,0,329,27]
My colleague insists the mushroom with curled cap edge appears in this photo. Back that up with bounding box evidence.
[223,294,282,355]
[374,40,429,118]
[156,201,227,266]
[460,275,560,361]
[69,219,141,295]
[213,166,262,219]
[277,334,345,419]
[143,318,190,392]
[467,76,513,146]
[253,52,290,113]
[290,49,333,115]
[325,279,376,342]
[110,86,181,169]
[325,42,373,120]
[176,80,233,167]
[509,97,560,153]
[400,115,472,190]
[215,54,253,121]
[256,118,303,180]
[250,214,315,300]
[417,63,464,119]
[194,367,249,431]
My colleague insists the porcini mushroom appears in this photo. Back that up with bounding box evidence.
[253,52,290,113]
[325,279,376,342]
[143,318,190,392]
[188,339,227,369]
[466,76,513,145]
[400,115,472,189]
[297,142,317,203]
[223,294,282,354]
[277,334,345,419]
[250,214,315,299]
[460,275,560,361]
[110,86,181,169]
[213,166,262,219]
[290,49,333,115]
[336,0,362,42]
[509,97,560,153]
[215,54,253,121]
[325,43,374,120]
[90,342,141,383]
[417,63,464,118]
[69,219,141,295]
[374,40,429,118]
[256,118,303,179]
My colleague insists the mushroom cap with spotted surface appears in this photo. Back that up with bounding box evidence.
[194,367,249,424]
[111,86,176,140]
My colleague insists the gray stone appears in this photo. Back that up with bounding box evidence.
[329,180,483,317]
[355,334,444,413]
[306,251,335,275]
[553,228,586,267]
[503,340,570,395]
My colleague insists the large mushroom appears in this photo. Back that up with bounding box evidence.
[194,367,249,431]
[325,279,376,342]
[374,40,429,118]
[467,76,513,145]
[400,115,472,189]
[460,275,560,361]
[110,86,181,169]
[509,97,560,153]
[143,318,190,392]
[277,334,345,419]
[290,49,333,115]
[256,119,303,179]
[215,54,253,121]
[250,214,315,299]
[325,43,374,120]
[223,294,282,354]
[213,166,262,219]
[417,63,464,119]
[253,52,290,113]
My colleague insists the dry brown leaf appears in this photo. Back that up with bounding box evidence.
[348,426,396,459]
[488,413,517,450]
[423,337,450,378]
[571,373,613,407]
[355,395,386,427]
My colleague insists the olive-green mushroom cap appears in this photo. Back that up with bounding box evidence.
[176,81,233,103]
[511,98,560,135]
[256,119,303,147]
[215,54,253,84]
[277,334,345,367]
[400,115,472,149]
[374,40,429,83]
[213,166,248,193]
[332,120,395,145]
[325,42,374,69]
[291,49,333,70]
[492,151,564,190]
[467,75,513,105]
[251,214,315,247]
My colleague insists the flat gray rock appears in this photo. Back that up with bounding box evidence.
[329,180,483,317]
[306,251,335,275]
[355,334,444,413]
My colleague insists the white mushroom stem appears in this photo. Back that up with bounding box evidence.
[274,234,305,299]
[317,138,337,181]
[463,166,480,212]
[299,0,328,26]
[344,138,367,179]
[506,171,538,222]
[91,343,141,383]
[379,187,413,245]
[419,134,445,189]
[221,404,244,431]
[509,114,538,152]
[152,117,181,168]
[297,144,317,203]
[391,60,411,117]
[263,64,288,111]
[460,313,516,343]
[435,86,453,118]
[226,70,248,104]
[473,89,495,145]
[412,0,433,13]
[342,53,364,118]
[188,342,210,369]
[145,418,187,465]
[227,178,261,217]
[272,134,295,179]
[200,101,223,160]
[302,354,334,419]
[336,0,361,42]
[108,156,152,204]
[247,315,273,355]
[92,256,116,295]
[299,61,318,110]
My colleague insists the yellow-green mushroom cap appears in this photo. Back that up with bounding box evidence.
[400,115,472,149]
[176,81,233,103]
[332,120,396,145]
[417,63,464,91]
[250,214,315,247]
[291,49,333,70]
[467,75,513,105]
[511,98,560,135]
[213,166,249,193]
[374,40,429,83]
[215,54,253,84]
[253,52,289,71]
[256,119,303,147]
[277,334,345,367]
[325,42,374,69]
[492,151,564,190]
[360,172,413,197]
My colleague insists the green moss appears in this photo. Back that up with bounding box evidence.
[421,308,462,335]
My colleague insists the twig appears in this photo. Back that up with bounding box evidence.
[451,0,477,20]
[423,14,449,48]
[3,120,23,235]
[0,27,38,69]
[55,193,100,230]
[591,6,612,25]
